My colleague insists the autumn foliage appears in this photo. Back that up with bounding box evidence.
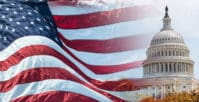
[141,89,199,102]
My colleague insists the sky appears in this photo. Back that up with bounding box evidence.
[154,0,199,79]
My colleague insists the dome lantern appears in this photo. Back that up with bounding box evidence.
[161,6,172,31]
[150,6,185,46]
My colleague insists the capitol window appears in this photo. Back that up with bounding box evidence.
[169,51,171,56]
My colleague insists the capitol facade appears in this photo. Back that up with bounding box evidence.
[135,7,199,99]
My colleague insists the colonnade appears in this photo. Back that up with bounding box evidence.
[144,62,193,77]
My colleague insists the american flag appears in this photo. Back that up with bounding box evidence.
[0,0,161,101]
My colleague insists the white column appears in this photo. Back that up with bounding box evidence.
[176,63,178,72]
[185,63,187,73]
[182,63,186,73]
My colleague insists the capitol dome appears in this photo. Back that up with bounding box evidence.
[143,6,194,78]
[151,30,185,45]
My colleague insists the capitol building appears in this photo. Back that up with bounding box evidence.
[135,6,199,99]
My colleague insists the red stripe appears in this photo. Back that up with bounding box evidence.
[62,43,144,74]
[53,5,158,29]
[12,91,98,102]
[0,45,140,91]
[59,33,152,53]
[84,60,143,74]
[0,68,81,92]
[0,44,144,74]
[0,68,141,92]
[0,68,127,102]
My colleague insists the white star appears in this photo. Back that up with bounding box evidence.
[30,21,34,24]
[37,18,41,22]
[24,26,29,30]
[5,8,9,11]
[28,12,32,15]
[12,29,15,32]
[9,18,13,21]
[46,26,50,30]
[39,27,44,31]
[5,26,8,30]
[16,22,20,25]
[34,10,39,13]
[11,3,15,6]
[13,11,18,15]
[1,15,5,19]
[19,7,23,10]
[22,16,26,19]
[3,36,7,41]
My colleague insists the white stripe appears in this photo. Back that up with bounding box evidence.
[48,0,155,15]
[58,17,161,40]
[0,55,143,102]
[0,55,86,82]
[0,79,112,102]
[0,36,143,81]
[0,36,57,60]
[66,45,146,65]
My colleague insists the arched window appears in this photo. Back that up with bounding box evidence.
[165,51,167,56]
[173,51,175,56]
[162,51,164,56]
[169,51,171,56]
